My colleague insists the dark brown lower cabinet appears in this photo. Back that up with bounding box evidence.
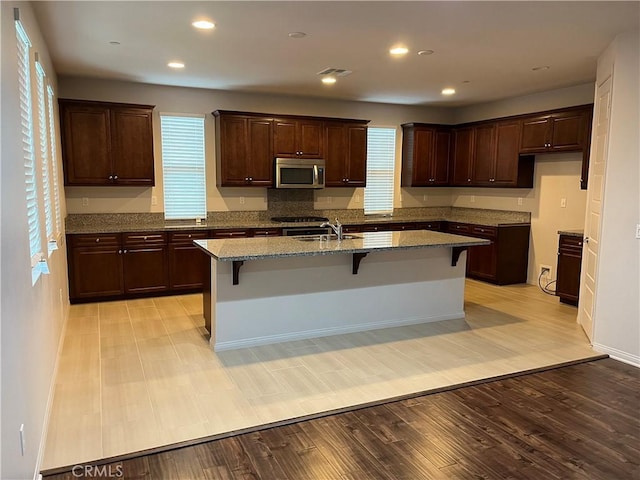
[446,222,530,285]
[556,234,583,306]
[168,231,210,291]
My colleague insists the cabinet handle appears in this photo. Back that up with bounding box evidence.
[108,175,113,181]
[113,175,118,180]
[188,234,192,238]
[118,249,122,254]
[345,178,349,182]
[248,177,253,181]
[467,178,471,182]
[123,249,128,253]
[95,238,100,243]
[578,242,582,246]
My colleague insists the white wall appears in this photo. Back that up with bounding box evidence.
[59,76,455,213]
[1,3,69,479]
[592,29,640,364]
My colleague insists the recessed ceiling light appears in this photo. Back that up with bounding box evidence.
[192,20,215,30]
[417,50,434,56]
[168,62,185,69]
[442,88,456,95]
[109,41,120,45]
[389,46,409,56]
[288,32,307,38]
[532,65,550,71]
[321,76,337,85]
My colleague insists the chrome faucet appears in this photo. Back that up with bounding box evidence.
[320,218,343,240]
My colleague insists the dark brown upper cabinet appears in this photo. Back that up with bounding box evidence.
[401,124,451,187]
[59,99,155,186]
[214,111,274,187]
[325,120,369,187]
[519,105,593,189]
[273,118,324,158]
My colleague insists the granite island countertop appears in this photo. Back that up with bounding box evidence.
[65,207,531,235]
[194,230,490,261]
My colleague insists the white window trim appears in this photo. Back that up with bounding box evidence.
[16,13,47,283]
[47,84,63,242]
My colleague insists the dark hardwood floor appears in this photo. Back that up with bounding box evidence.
[43,358,639,480]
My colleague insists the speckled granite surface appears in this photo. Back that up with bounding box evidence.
[558,229,584,238]
[65,207,530,234]
[194,230,490,261]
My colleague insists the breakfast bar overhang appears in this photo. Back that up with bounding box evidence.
[195,230,489,351]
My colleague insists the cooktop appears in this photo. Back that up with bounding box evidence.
[271,216,329,223]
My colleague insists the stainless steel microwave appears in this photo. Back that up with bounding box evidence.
[274,157,325,189]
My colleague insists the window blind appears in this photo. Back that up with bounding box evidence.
[16,19,43,278]
[364,127,396,215]
[160,114,207,220]
[47,84,62,237]
[35,60,54,250]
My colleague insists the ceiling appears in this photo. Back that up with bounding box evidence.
[33,1,639,107]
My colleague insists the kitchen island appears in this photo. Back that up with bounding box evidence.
[195,230,489,351]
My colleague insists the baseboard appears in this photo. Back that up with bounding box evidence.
[33,303,71,480]
[592,343,640,367]
[214,311,466,351]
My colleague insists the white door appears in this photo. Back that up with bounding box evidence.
[578,75,612,341]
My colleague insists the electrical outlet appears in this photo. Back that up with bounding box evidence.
[636,224,640,239]
[81,197,89,207]
[19,424,25,456]
[423,194,428,202]
[239,197,245,205]
[355,194,361,203]
[151,195,157,206]
[470,195,475,203]
[517,197,523,206]
[539,264,552,278]
[327,196,332,204]
[560,198,567,208]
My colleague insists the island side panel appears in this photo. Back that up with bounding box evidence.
[208,247,467,351]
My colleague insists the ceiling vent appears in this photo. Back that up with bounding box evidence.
[316,68,352,77]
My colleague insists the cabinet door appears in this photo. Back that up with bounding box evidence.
[451,127,474,185]
[122,246,169,294]
[345,124,367,186]
[493,121,521,186]
[246,118,274,185]
[412,128,435,185]
[432,130,451,185]
[60,103,112,185]
[324,123,347,186]
[556,235,583,304]
[471,124,496,185]
[169,244,208,291]
[110,107,155,185]
[520,116,550,152]
[298,120,324,158]
[550,111,588,151]
[70,247,123,299]
[467,242,498,280]
[273,119,298,157]
[218,116,250,185]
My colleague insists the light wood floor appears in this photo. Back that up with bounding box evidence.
[42,280,597,470]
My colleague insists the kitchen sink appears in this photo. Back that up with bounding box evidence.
[294,234,362,242]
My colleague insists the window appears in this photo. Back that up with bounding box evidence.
[160,114,207,220]
[364,127,396,215]
[35,58,55,254]
[47,84,62,237]
[16,14,45,283]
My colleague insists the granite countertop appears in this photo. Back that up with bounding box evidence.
[558,229,584,238]
[65,207,531,235]
[194,230,490,261]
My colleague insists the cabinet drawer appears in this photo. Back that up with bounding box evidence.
[251,228,282,237]
[559,235,584,253]
[168,231,210,243]
[69,233,121,247]
[471,225,497,238]
[211,229,250,238]
[416,222,442,231]
[123,232,167,246]
[447,223,471,234]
